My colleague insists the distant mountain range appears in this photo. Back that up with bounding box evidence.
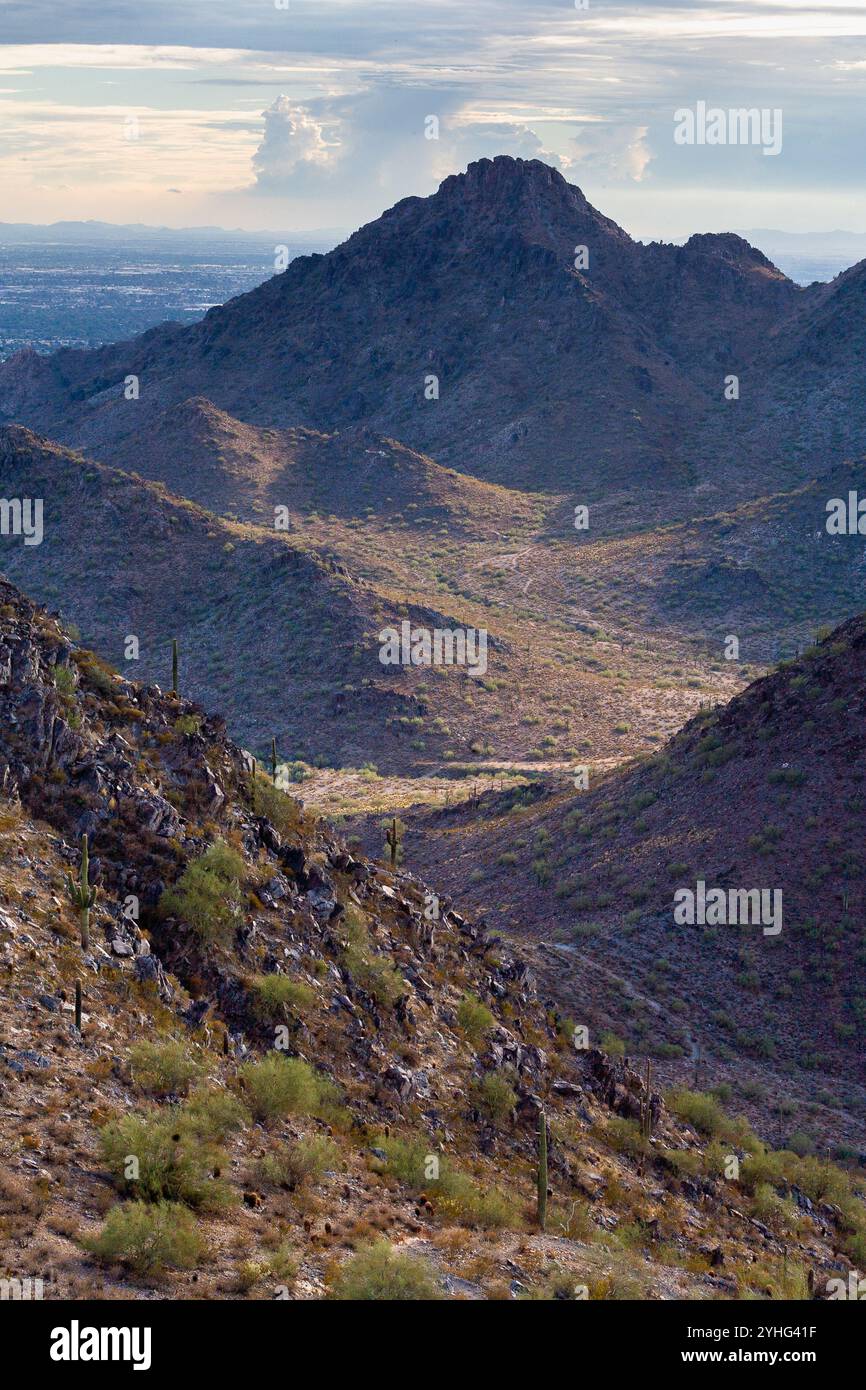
[0,220,344,245]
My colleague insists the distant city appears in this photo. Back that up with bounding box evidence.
[0,225,338,359]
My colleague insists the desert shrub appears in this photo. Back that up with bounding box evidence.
[456,992,494,1046]
[250,974,315,1019]
[99,1110,231,1210]
[606,1117,649,1158]
[434,1169,519,1229]
[660,1147,703,1178]
[174,714,201,737]
[260,1135,340,1190]
[237,1054,339,1124]
[329,1240,442,1301]
[85,1201,202,1274]
[371,1135,519,1229]
[599,1031,626,1057]
[252,772,302,835]
[52,665,76,699]
[342,913,405,1007]
[370,1134,431,1186]
[740,1149,788,1193]
[470,1072,516,1125]
[183,1086,249,1141]
[236,1244,299,1292]
[752,1182,799,1233]
[665,1088,754,1142]
[74,649,116,697]
[129,1040,202,1097]
[160,841,245,944]
[794,1155,850,1206]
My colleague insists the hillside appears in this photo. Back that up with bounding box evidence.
[1,424,755,786]
[2,574,865,1301]
[374,616,866,1151]
[2,155,858,508]
[98,396,541,536]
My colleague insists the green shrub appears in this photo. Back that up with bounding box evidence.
[369,1134,431,1187]
[160,841,245,944]
[606,1117,649,1158]
[174,714,201,737]
[752,1182,799,1233]
[99,1110,231,1210]
[470,1072,516,1125]
[329,1240,442,1301]
[371,1135,519,1229]
[237,1054,339,1124]
[456,992,494,1046]
[183,1087,249,1141]
[342,913,405,1007]
[251,772,302,835]
[85,1201,203,1274]
[260,1135,340,1190]
[129,1040,202,1097]
[250,974,315,1019]
[434,1169,520,1229]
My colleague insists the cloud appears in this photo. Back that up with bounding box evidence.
[248,83,564,205]
[570,123,654,183]
[252,95,338,189]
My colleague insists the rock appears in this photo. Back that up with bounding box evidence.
[111,938,134,956]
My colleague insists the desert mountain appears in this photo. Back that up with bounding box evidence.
[98,395,538,535]
[1,574,864,1300]
[0,423,494,770]
[1,156,859,507]
[389,616,866,1150]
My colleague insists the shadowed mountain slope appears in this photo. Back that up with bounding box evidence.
[389,617,866,1147]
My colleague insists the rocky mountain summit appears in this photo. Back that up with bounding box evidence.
[1,156,862,505]
[2,576,864,1299]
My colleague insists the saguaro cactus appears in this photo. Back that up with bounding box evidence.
[65,833,97,951]
[250,757,257,814]
[385,817,400,868]
[640,1058,654,1141]
[74,979,82,1032]
[271,737,278,785]
[171,638,179,696]
[537,1109,548,1231]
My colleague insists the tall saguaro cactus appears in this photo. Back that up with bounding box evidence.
[640,1058,654,1142]
[271,737,278,785]
[171,638,179,696]
[65,833,97,951]
[386,817,400,868]
[537,1109,548,1230]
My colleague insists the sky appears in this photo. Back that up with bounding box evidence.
[0,0,865,240]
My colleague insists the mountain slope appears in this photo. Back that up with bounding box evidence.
[0,156,840,504]
[0,424,501,770]
[96,396,541,535]
[388,616,866,1148]
[1,574,864,1301]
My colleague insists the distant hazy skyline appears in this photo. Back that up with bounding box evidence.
[2,1,865,240]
